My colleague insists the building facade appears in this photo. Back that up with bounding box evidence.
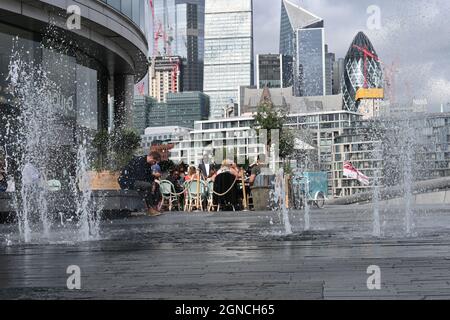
[149,56,182,103]
[140,126,191,149]
[325,45,335,96]
[171,108,362,196]
[341,31,384,112]
[332,58,345,94]
[165,91,210,127]
[133,96,157,134]
[296,27,326,97]
[170,116,263,165]
[151,0,205,92]
[239,85,343,115]
[285,111,363,195]
[279,0,325,97]
[133,91,209,131]
[332,113,450,197]
[203,0,254,119]
[0,0,148,180]
[256,54,293,89]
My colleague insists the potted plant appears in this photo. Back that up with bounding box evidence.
[90,128,141,190]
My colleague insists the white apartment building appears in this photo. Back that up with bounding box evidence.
[141,126,192,149]
[170,117,265,166]
[171,110,362,196]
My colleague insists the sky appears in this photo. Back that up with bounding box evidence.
[253,0,450,111]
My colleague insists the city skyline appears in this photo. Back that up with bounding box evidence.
[145,0,450,111]
[254,0,450,111]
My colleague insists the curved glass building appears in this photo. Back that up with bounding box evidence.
[0,0,148,182]
[342,31,383,112]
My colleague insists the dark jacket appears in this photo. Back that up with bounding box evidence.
[167,175,184,193]
[199,162,217,179]
[213,172,239,209]
[118,156,154,190]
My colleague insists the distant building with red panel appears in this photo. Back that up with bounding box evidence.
[150,143,174,162]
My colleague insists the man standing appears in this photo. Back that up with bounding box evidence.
[118,151,162,216]
[198,152,213,180]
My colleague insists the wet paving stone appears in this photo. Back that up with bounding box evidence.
[1,204,450,299]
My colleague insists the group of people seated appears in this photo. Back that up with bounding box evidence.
[118,151,267,216]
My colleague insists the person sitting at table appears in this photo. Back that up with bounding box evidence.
[217,160,239,178]
[167,168,185,209]
[184,166,198,182]
[167,169,184,193]
[249,156,268,186]
[207,167,217,182]
[214,161,240,211]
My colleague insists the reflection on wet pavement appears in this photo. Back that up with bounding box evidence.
[1,204,450,299]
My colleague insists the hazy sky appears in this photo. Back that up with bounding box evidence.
[253,0,450,110]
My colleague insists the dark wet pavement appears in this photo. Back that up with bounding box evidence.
[1,204,450,299]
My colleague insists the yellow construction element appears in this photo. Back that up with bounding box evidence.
[355,88,384,101]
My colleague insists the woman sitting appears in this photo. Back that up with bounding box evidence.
[207,167,217,182]
[184,166,199,182]
[217,159,240,178]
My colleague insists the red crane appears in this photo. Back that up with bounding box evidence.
[352,44,380,88]
[150,0,173,57]
[169,57,179,93]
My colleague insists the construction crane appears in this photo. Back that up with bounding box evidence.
[150,0,173,57]
[352,44,380,88]
[352,44,384,101]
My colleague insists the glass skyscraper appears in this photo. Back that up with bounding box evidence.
[325,45,335,96]
[342,32,384,112]
[256,54,293,89]
[203,0,254,119]
[279,0,325,97]
[152,0,204,91]
[296,28,325,96]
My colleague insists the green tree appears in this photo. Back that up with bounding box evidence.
[92,129,110,171]
[111,128,141,171]
[252,100,295,161]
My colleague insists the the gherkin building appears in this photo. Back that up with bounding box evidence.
[341,31,384,112]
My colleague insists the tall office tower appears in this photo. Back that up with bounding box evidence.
[333,58,345,94]
[342,31,384,112]
[149,56,182,103]
[151,0,205,91]
[204,0,254,119]
[256,54,293,89]
[325,45,335,95]
[280,0,325,97]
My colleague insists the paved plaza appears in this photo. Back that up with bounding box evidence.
[1,204,450,299]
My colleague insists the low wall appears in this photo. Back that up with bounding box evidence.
[328,177,450,205]
[381,190,450,206]
[0,190,146,217]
